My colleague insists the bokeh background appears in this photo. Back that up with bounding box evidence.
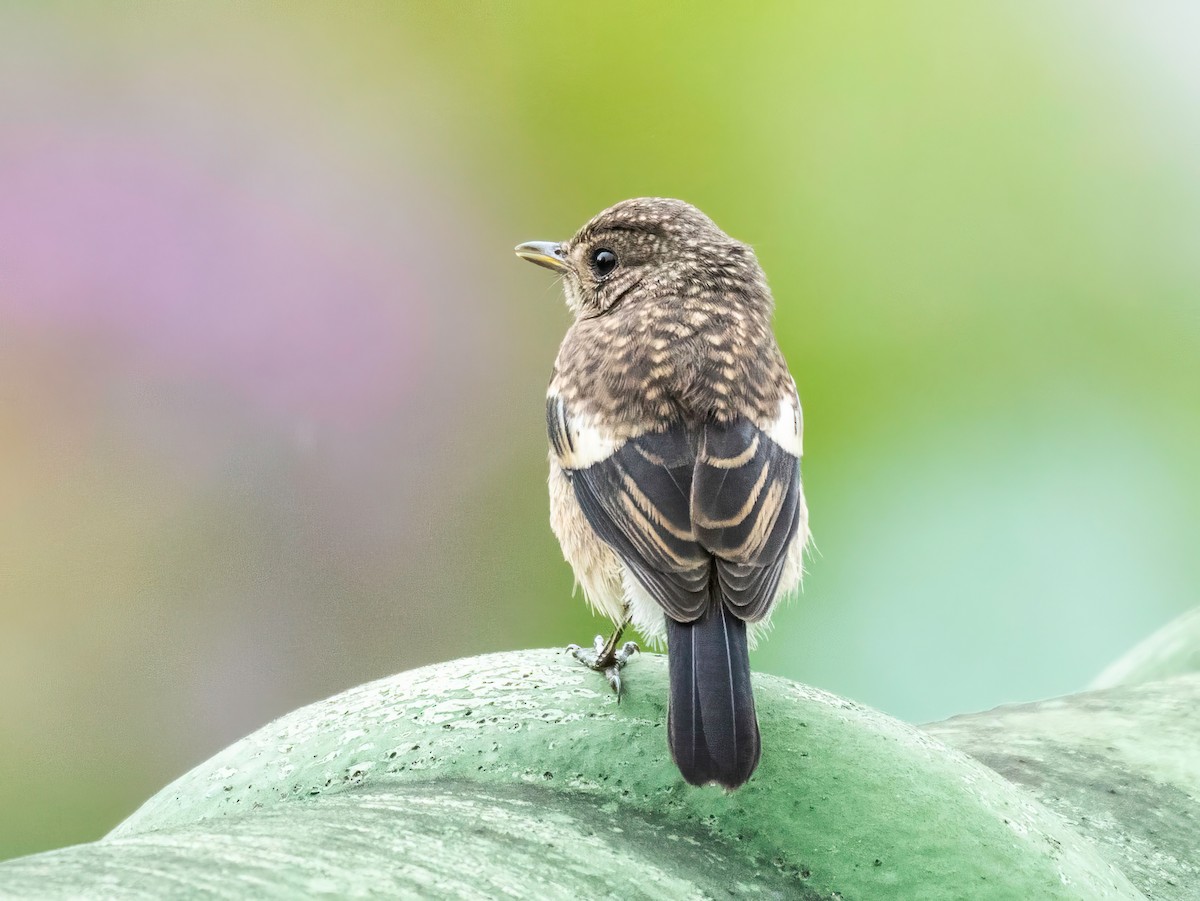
[2,1,1198,861]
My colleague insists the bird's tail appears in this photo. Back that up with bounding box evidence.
[666,596,761,790]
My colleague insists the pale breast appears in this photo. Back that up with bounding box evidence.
[547,458,625,623]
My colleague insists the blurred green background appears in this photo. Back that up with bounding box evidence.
[2,1,1197,862]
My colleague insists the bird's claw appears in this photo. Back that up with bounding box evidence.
[566,634,639,701]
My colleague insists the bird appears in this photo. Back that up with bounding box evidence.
[515,198,809,790]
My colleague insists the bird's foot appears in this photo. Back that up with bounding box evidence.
[566,633,639,700]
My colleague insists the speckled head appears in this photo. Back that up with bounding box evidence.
[515,198,770,318]
[518,199,790,426]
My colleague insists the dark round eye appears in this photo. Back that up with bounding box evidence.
[591,248,618,278]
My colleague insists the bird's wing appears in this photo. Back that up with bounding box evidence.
[549,397,710,621]
[691,415,803,622]
[549,395,802,625]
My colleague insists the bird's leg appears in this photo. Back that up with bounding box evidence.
[566,617,639,700]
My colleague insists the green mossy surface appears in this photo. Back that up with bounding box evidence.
[929,674,1200,900]
[0,650,1144,899]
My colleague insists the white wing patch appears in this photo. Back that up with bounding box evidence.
[547,393,620,469]
[764,394,803,457]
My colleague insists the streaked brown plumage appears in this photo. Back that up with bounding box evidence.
[517,198,809,790]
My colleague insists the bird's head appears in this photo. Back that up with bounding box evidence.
[515,198,768,319]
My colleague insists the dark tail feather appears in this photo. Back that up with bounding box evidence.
[666,601,761,789]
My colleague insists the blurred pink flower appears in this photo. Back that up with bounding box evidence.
[0,130,430,427]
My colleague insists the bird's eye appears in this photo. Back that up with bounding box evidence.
[591,248,618,278]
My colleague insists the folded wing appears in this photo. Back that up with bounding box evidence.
[565,422,711,622]
[692,417,802,621]
[555,400,800,624]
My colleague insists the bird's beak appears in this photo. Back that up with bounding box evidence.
[515,241,568,273]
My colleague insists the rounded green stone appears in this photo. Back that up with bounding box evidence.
[0,650,1143,899]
